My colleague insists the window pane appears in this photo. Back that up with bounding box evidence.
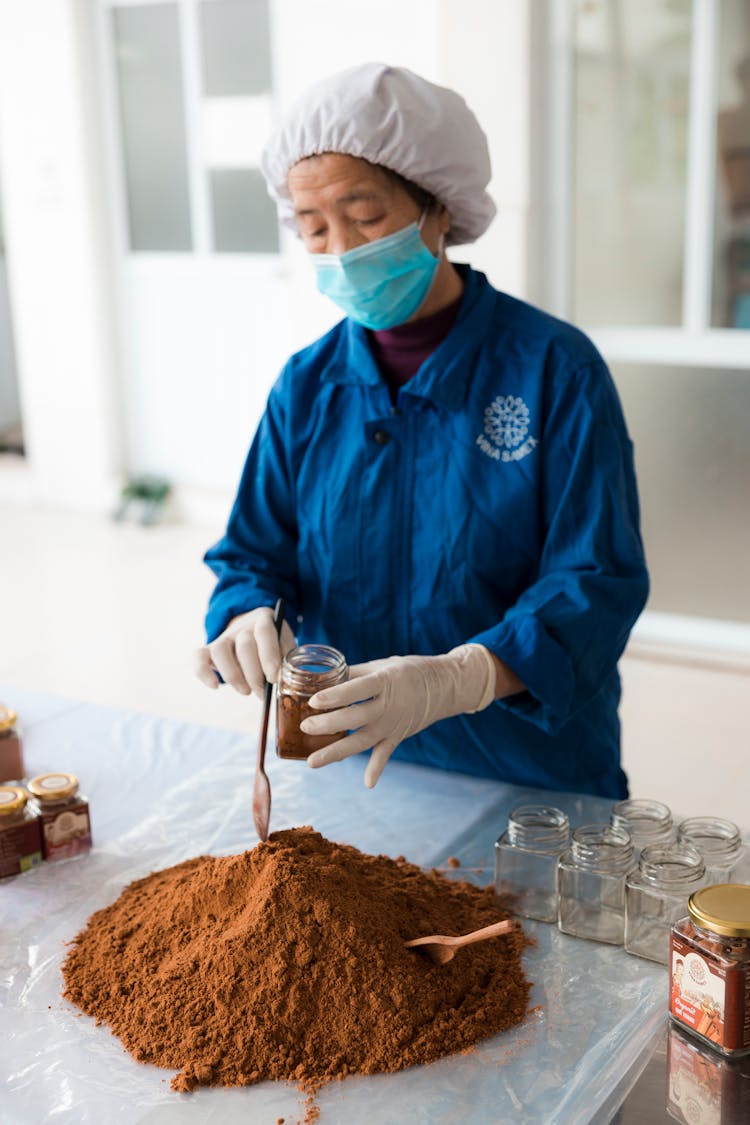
[199,0,271,97]
[113,4,192,251]
[210,168,279,252]
[572,0,691,326]
[713,0,750,327]
[614,362,750,623]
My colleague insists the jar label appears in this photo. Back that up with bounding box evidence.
[670,933,750,1051]
[41,803,92,860]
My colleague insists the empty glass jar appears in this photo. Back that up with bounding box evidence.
[624,842,706,964]
[611,798,675,860]
[558,824,636,944]
[494,804,570,923]
[677,817,746,884]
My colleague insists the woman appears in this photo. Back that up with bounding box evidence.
[195,63,649,797]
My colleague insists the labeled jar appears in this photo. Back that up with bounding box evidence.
[276,645,348,761]
[0,785,43,879]
[494,804,570,923]
[557,824,636,944]
[0,704,24,784]
[624,842,706,964]
[677,817,746,884]
[670,884,750,1058]
[27,772,92,861]
[611,797,674,860]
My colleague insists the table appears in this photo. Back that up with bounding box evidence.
[1,685,732,1124]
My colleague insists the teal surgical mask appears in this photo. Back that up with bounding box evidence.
[312,211,442,330]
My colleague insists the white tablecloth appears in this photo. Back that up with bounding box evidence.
[1,685,671,1125]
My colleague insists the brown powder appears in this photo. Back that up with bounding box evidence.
[62,827,531,1101]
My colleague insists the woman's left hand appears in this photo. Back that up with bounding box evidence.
[300,644,499,787]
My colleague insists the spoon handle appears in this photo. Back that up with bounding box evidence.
[252,597,285,841]
[405,918,516,950]
[452,919,516,948]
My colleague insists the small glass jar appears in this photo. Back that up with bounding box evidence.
[0,704,24,784]
[276,645,348,761]
[494,804,570,923]
[557,824,636,944]
[611,797,675,860]
[27,772,92,861]
[0,785,43,879]
[624,842,706,964]
[670,884,750,1058]
[677,817,746,884]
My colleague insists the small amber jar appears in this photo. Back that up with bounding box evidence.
[0,704,24,784]
[0,785,43,879]
[276,645,348,760]
[670,884,750,1058]
[27,772,93,861]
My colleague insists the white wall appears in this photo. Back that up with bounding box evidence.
[0,0,123,508]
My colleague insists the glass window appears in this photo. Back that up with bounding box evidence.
[572,0,692,326]
[199,0,272,97]
[209,168,279,252]
[713,0,750,327]
[614,362,750,623]
[113,4,193,252]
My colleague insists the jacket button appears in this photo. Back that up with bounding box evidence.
[373,429,390,445]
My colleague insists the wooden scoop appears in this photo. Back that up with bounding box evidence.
[252,597,285,842]
[405,919,517,965]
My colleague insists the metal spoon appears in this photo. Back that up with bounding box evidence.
[405,918,517,965]
[252,597,285,842]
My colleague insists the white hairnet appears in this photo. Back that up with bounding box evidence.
[260,62,496,247]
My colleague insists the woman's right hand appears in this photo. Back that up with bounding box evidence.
[194,607,296,698]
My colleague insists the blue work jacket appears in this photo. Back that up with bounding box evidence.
[205,267,649,798]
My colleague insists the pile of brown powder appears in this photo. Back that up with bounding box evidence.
[62,827,531,1097]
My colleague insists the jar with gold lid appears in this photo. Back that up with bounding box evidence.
[669,884,750,1058]
[27,772,92,861]
[276,645,348,760]
[0,704,24,784]
[0,785,42,879]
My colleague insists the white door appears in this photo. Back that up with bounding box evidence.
[100,0,300,497]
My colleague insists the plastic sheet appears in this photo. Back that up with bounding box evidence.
[2,686,671,1124]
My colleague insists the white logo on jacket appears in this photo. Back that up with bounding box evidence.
[476,395,538,462]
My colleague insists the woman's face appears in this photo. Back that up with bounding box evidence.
[288,152,448,257]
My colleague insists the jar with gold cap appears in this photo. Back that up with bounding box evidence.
[27,772,92,861]
[0,785,43,879]
[669,884,750,1057]
[0,704,24,784]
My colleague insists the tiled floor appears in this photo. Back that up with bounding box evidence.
[1,503,748,826]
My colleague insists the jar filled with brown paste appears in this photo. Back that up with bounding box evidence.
[277,644,348,760]
[670,884,750,1058]
[27,772,93,861]
[0,785,43,879]
[0,704,24,783]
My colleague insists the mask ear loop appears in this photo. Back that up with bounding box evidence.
[417,206,446,261]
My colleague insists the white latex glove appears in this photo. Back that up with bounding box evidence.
[194,606,296,699]
[300,644,497,788]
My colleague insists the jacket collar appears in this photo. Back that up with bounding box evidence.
[320,267,496,411]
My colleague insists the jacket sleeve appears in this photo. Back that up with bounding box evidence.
[468,358,649,735]
[203,369,299,642]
